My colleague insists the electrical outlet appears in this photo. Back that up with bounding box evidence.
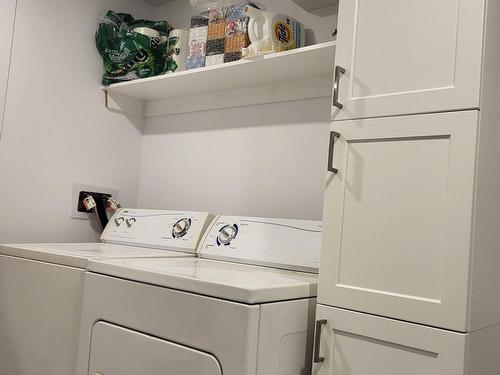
[71,183,118,219]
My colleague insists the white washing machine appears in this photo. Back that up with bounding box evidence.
[0,208,213,375]
[76,216,322,375]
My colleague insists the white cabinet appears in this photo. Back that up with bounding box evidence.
[331,0,484,120]
[318,111,478,331]
[312,305,487,375]
[316,0,500,372]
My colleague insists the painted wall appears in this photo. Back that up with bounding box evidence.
[0,0,335,244]
[0,0,154,243]
[138,98,331,219]
[0,0,17,136]
[137,0,335,220]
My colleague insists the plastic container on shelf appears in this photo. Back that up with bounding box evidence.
[242,6,305,58]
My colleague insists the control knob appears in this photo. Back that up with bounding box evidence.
[125,218,136,228]
[172,218,191,238]
[217,224,238,246]
[114,217,125,226]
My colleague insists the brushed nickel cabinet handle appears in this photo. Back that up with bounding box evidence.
[327,131,341,173]
[333,66,346,109]
[314,319,327,363]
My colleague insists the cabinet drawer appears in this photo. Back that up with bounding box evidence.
[319,111,478,331]
[312,305,467,375]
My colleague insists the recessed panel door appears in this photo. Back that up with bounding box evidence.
[319,111,478,331]
[88,322,222,375]
[312,305,467,375]
[332,0,484,120]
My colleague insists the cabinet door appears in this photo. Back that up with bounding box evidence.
[331,0,484,120]
[312,305,467,375]
[318,111,477,331]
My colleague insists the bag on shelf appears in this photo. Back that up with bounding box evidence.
[96,11,173,85]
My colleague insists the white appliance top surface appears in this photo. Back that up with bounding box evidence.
[87,257,318,304]
[0,243,192,269]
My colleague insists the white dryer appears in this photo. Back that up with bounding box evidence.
[76,216,322,375]
[0,208,213,375]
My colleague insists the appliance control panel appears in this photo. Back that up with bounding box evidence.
[198,216,322,273]
[101,209,214,253]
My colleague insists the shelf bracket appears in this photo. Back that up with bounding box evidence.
[105,90,145,118]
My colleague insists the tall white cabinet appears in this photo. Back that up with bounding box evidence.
[314,0,500,374]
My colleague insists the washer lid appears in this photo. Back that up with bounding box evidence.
[0,209,214,268]
[87,257,318,304]
[0,243,191,269]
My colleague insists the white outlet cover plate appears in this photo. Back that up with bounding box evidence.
[71,183,118,219]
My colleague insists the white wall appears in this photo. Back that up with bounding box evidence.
[138,98,331,220]
[0,0,334,244]
[0,0,17,136]
[0,0,154,243]
[137,0,335,220]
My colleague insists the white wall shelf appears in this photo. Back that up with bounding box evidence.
[105,41,336,117]
[141,0,175,6]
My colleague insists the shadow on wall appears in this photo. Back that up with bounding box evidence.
[103,91,145,133]
[143,97,332,135]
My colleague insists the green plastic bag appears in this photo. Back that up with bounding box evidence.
[96,11,173,86]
